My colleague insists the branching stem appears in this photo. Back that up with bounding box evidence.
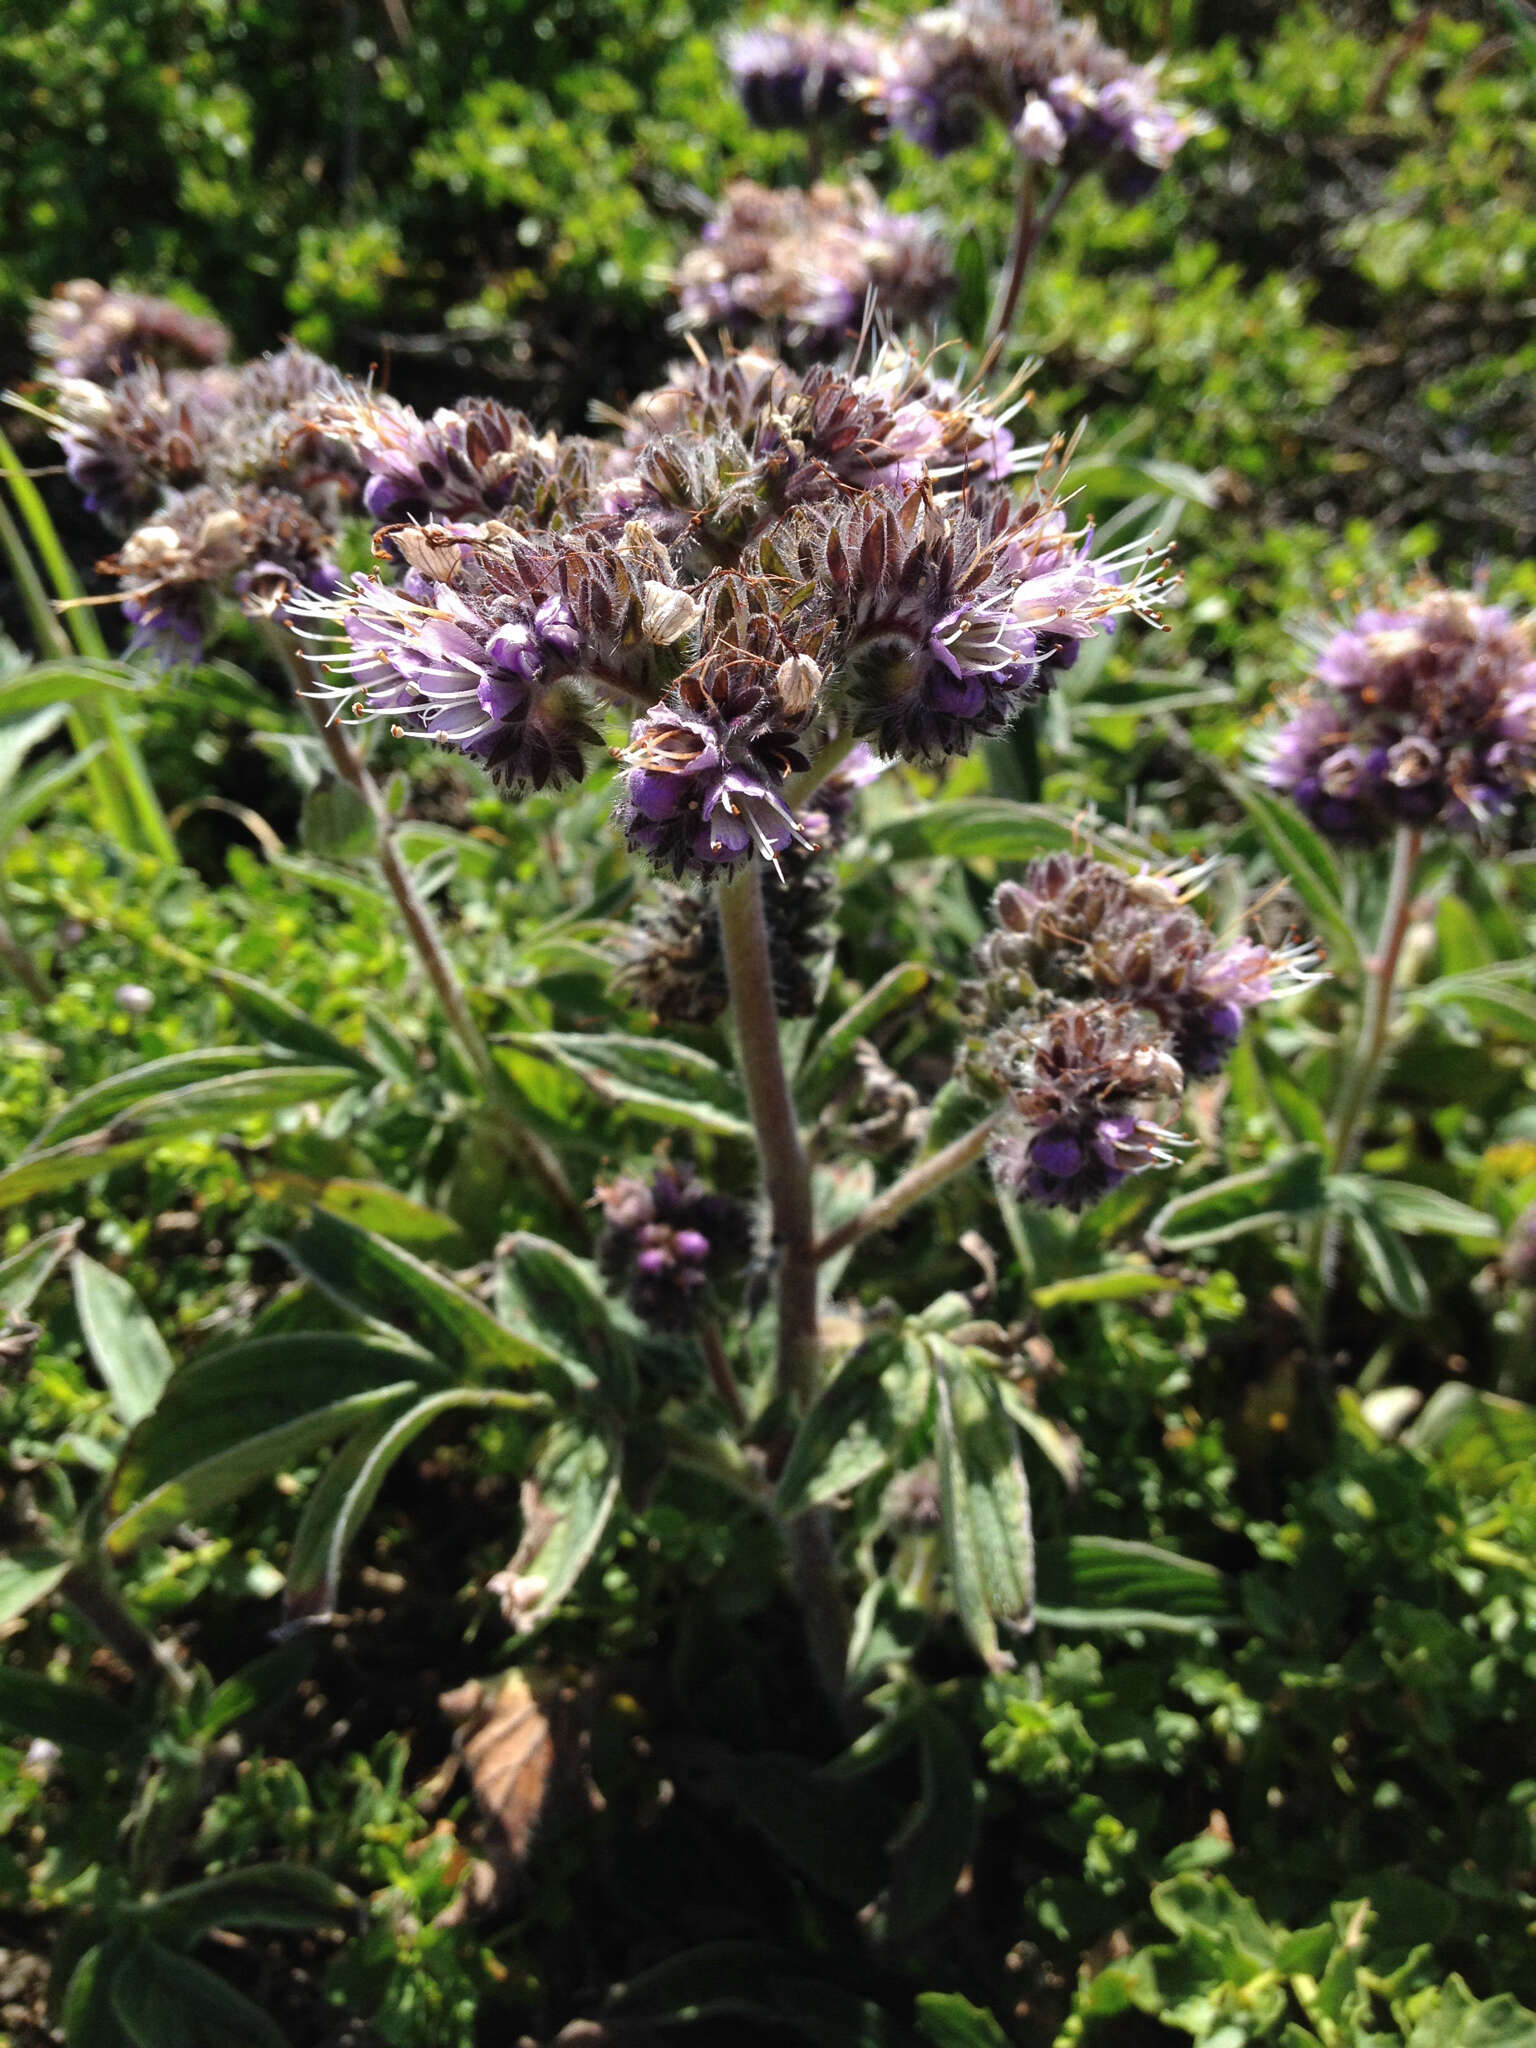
[264,623,580,1226]
[983,164,1079,365]
[814,1116,999,1265]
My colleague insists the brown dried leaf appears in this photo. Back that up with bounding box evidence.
[440,1670,562,1865]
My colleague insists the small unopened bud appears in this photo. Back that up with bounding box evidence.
[775,654,823,718]
[1015,98,1066,163]
[115,983,154,1015]
[641,582,703,645]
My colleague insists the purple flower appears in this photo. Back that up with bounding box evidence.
[596,1166,751,1330]
[1263,590,1536,845]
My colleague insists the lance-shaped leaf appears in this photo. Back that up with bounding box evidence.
[123,1863,354,1943]
[775,1331,932,1517]
[880,1704,979,1941]
[210,967,378,1077]
[285,1386,550,1621]
[932,1343,1034,1668]
[496,1420,622,1636]
[28,1050,272,1151]
[110,1942,288,2048]
[868,800,1153,866]
[104,1334,431,1556]
[0,1220,80,1313]
[1329,1176,1497,1242]
[1148,1147,1326,1253]
[71,1254,173,1428]
[1329,1182,1430,1317]
[278,1208,557,1381]
[1035,1536,1230,1634]
[795,963,930,1113]
[494,1231,638,1405]
[504,1032,752,1138]
[254,1173,472,1261]
[0,1066,360,1210]
[0,1548,70,1626]
[0,1668,143,1753]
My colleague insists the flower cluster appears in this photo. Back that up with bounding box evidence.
[616,745,882,1025]
[1506,1202,1536,1292]
[30,279,230,385]
[725,17,885,133]
[1262,590,1536,846]
[674,180,953,346]
[854,0,1192,196]
[294,334,1164,879]
[596,1167,752,1330]
[36,297,366,668]
[968,854,1313,1209]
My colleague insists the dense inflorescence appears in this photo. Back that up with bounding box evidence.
[966,854,1313,1208]
[725,17,886,134]
[297,335,1165,879]
[1262,590,1536,846]
[595,1166,753,1330]
[30,279,230,385]
[674,180,953,346]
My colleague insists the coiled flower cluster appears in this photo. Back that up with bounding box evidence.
[296,336,1167,880]
[30,279,230,385]
[596,1167,752,1330]
[725,17,886,134]
[968,854,1314,1209]
[1262,591,1536,846]
[35,294,363,667]
[674,180,953,346]
[725,0,1192,200]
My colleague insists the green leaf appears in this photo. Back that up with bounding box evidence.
[105,1335,428,1556]
[1148,1147,1325,1252]
[775,1332,932,1517]
[199,1641,316,1740]
[0,703,68,794]
[722,1752,896,1909]
[301,779,377,861]
[505,1031,752,1138]
[932,1344,1034,1667]
[1151,1872,1280,1970]
[1405,1384,1536,1494]
[915,1992,1011,2048]
[494,1231,638,1403]
[1223,774,1359,971]
[1330,1177,1497,1242]
[127,1864,354,1942]
[284,1386,546,1620]
[882,1705,978,1941]
[107,1333,437,1512]
[256,1173,471,1260]
[110,1942,288,2048]
[868,799,1147,866]
[0,734,103,845]
[30,1050,272,1150]
[0,1220,80,1313]
[1332,1187,1430,1317]
[278,1208,552,1380]
[0,1067,360,1209]
[0,1547,69,1625]
[1031,1265,1179,1308]
[0,658,150,717]
[1410,970,1536,1044]
[70,1255,174,1429]
[210,968,378,1077]
[796,963,930,1111]
[1035,1536,1230,1633]
[501,1419,623,1635]
[62,1938,134,2048]
[612,1942,900,2047]
[0,1668,141,1753]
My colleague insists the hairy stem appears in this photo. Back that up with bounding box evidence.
[1309,825,1424,1310]
[814,1116,999,1265]
[699,1319,748,1432]
[983,164,1078,365]
[266,623,580,1225]
[717,863,849,1702]
[62,1560,192,1700]
[718,864,820,1411]
[1329,825,1424,1176]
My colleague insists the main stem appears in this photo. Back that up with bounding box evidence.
[983,164,1078,365]
[266,624,579,1224]
[1329,825,1424,1176]
[717,863,848,1704]
[1309,824,1424,1311]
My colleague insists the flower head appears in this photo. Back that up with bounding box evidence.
[596,1166,752,1330]
[725,18,887,132]
[674,180,953,347]
[31,279,230,385]
[1263,590,1536,845]
[987,1000,1185,1210]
